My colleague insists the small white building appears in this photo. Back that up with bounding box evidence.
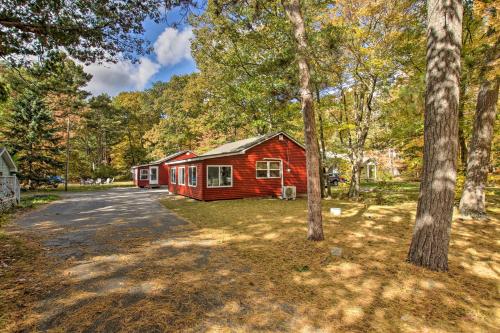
[0,147,20,210]
[325,151,378,180]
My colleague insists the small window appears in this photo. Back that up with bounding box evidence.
[170,167,176,184]
[188,166,197,187]
[140,169,148,180]
[178,167,185,185]
[207,165,232,188]
[256,160,281,179]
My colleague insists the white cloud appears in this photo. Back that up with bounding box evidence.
[83,27,193,96]
[84,57,160,96]
[131,57,161,89]
[154,27,193,66]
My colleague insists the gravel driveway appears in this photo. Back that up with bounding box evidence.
[11,187,217,332]
[17,188,187,260]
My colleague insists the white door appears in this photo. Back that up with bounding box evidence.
[149,166,159,185]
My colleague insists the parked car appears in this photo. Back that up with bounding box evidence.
[47,175,64,188]
[326,173,347,186]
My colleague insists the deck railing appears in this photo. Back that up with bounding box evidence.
[0,176,20,212]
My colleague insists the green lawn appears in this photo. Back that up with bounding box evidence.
[26,181,134,193]
[1,194,60,228]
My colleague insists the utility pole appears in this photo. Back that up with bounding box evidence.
[65,116,70,192]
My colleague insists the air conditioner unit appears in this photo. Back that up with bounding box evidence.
[282,186,296,200]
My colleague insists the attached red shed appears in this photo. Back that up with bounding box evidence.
[131,150,195,188]
[165,132,307,201]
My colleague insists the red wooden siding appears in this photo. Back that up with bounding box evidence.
[167,163,204,200]
[201,135,306,201]
[135,166,150,187]
[135,134,307,200]
[170,151,197,162]
[133,151,196,188]
[158,163,169,185]
[166,135,306,201]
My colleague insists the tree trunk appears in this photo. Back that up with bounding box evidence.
[65,117,70,192]
[317,88,329,198]
[458,79,468,171]
[319,151,325,199]
[459,77,499,217]
[283,0,324,241]
[348,152,362,199]
[407,0,463,272]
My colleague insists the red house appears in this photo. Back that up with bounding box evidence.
[164,132,307,201]
[131,150,195,188]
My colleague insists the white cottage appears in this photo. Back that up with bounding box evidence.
[0,147,20,210]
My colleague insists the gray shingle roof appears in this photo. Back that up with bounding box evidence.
[132,150,191,168]
[200,135,269,156]
[154,150,191,163]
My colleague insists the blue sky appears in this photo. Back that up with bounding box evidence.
[84,9,199,96]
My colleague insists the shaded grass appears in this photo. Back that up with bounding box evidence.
[0,194,60,329]
[327,181,420,205]
[160,193,499,332]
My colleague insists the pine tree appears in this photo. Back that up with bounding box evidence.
[407,0,463,271]
[6,90,62,186]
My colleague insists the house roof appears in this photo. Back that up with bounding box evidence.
[166,131,305,165]
[132,150,193,168]
[200,133,274,157]
[0,147,18,172]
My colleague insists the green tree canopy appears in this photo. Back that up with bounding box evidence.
[0,0,198,64]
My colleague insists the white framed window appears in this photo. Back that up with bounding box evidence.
[140,169,148,180]
[170,167,176,184]
[188,166,197,187]
[178,167,185,185]
[207,165,233,188]
[256,160,281,179]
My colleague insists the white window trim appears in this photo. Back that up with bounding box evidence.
[178,166,185,185]
[206,165,233,188]
[188,165,197,187]
[256,160,281,179]
[170,167,176,184]
[140,169,149,180]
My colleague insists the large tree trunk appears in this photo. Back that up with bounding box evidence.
[407,0,463,272]
[283,0,324,241]
[459,77,499,217]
